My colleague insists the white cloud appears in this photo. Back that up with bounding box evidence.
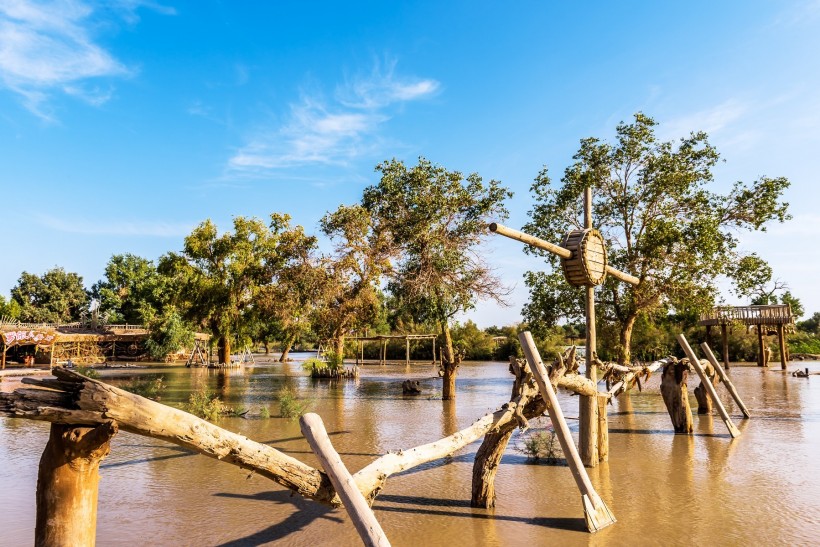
[228,62,439,174]
[660,99,750,140]
[35,213,192,237]
[0,0,171,118]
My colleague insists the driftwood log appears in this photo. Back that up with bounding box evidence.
[660,358,693,434]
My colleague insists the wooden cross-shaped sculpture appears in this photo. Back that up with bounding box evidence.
[490,187,640,467]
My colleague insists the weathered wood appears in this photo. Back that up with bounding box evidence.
[677,334,740,438]
[489,222,572,259]
[721,324,730,369]
[606,358,670,397]
[596,394,609,462]
[777,324,788,370]
[35,421,118,547]
[579,287,598,466]
[700,343,750,419]
[660,358,693,434]
[757,324,766,367]
[300,413,391,547]
[693,358,717,415]
[561,229,608,287]
[519,331,615,533]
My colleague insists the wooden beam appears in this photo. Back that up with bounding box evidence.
[700,342,750,419]
[757,324,765,367]
[300,413,391,547]
[777,324,788,370]
[518,331,616,533]
[677,334,740,438]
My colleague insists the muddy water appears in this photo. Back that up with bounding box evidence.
[2,357,819,546]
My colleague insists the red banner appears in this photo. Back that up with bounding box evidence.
[1,330,57,348]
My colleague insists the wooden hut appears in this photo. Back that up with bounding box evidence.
[698,304,794,369]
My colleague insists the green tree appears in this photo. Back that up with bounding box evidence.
[159,214,295,364]
[92,254,165,324]
[363,157,512,399]
[11,267,89,323]
[313,204,392,363]
[524,113,790,363]
[797,312,820,334]
[0,294,21,321]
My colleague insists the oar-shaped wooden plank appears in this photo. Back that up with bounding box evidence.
[518,331,616,533]
[700,342,751,419]
[676,334,741,438]
[300,413,391,547]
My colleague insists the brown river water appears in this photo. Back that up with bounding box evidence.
[2,356,820,546]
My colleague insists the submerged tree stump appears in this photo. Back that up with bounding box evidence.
[35,421,118,547]
[660,360,693,434]
[692,359,718,415]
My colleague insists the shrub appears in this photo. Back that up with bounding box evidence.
[186,388,222,421]
[278,386,308,419]
[518,430,562,464]
[75,365,100,379]
[146,308,195,361]
[259,406,271,419]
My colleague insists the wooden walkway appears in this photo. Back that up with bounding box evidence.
[698,305,794,369]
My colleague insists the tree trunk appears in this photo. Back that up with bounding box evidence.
[471,429,514,508]
[660,361,693,434]
[617,314,638,365]
[334,336,345,366]
[264,341,270,355]
[279,333,297,362]
[693,359,716,414]
[440,322,458,400]
[218,335,231,365]
[35,422,118,547]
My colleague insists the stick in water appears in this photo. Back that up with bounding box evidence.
[518,331,616,533]
[300,413,391,547]
[676,334,741,438]
[700,342,750,419]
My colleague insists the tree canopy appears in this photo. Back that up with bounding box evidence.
[11,267,89,323]
[523,113,790,363]
[92,254,165,325]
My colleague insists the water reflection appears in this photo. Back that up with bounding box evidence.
[1,358,820,545]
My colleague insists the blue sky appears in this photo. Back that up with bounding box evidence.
[1,1,819,327]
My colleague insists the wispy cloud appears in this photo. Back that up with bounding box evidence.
[228,60,440,175]
[0,0,172,119]
[660,99,750,140]
[36,214,192,237]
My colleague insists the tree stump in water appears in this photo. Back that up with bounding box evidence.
[401,380,422,395]
[660,360,693,434]
[36,421,118,547]
[692,359,719,414]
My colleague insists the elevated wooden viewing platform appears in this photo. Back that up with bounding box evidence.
[347,334,438,366]
[698,305,794,370]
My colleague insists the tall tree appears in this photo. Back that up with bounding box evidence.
[363,157,512,399]
[11,267,89,323]
[524,113,790,364]
[159,214,294,364]
[314,204,392,363]
[92,254,164,324]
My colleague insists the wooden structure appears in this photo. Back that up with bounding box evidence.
[490,187,641,468]
[699,304,795,370]
[348,334,438,366]
[0,327,56,370]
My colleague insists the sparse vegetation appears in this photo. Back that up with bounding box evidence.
[259,406,271,419]
[278,386,308,419]
[518,429,563,464]
[75,366,100,379]
[120,376,166,400]
[185,388,222,421]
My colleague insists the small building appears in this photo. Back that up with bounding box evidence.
[698,304,794,369]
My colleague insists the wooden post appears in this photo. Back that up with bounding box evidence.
[35,421,118,547]
[777,324,787,370]
[757,324,765,367]
[381,340,387,365]
[431,337,436,366]
[579,186,599,468]
[705,325,712,348]
[49,345,54,368]
[721,324,730,369]
[300,413,391,547]
[700,342,751,419]
[596,394,609,462]
[2,346,6,370]
[406,338,410,366]
[676,334,740,438]
[518,332,615,533]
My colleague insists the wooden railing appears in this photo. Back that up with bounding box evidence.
[0,321,146,331]
[699,304,794,326]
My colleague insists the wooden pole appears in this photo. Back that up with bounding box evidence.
[757,324,765,367]
[518,332,615,533]
[721,324,730,369]
[431,337,436,366]
[406,338,410,366]
[676,334,740,438]
[700,343,751,419]
[300,413,391,547]
[777,324,787,370]
[35,421,118,547]
[705,325,712,348]
[579,186,599,468]
[2,346,6,370]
